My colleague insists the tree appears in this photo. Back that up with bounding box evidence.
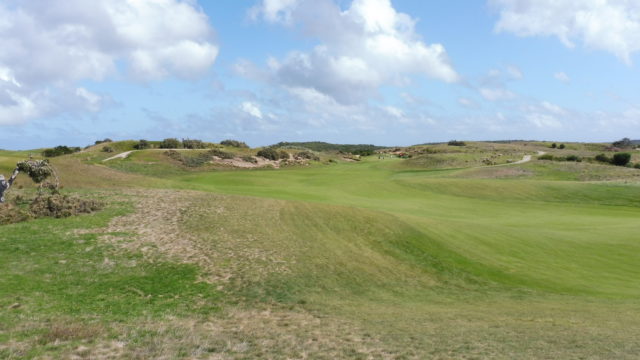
[612,138,632,148]
[220,139,249,148]
[558,144,566,149]
[612,153,631,166]
[134,139,150,150]
[1,159,59,203]
[550,143,557,148]
[159,138,182,149]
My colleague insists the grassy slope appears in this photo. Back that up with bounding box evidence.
[2,143,640,358]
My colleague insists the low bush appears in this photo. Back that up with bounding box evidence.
[257,148,279,161]
[558,144,566,149]
[612,152,631,166]
[634,163,640,169]
[164,150,182,161]
[448,140,466,146]
[208,149,234,159]
[94,138,112,145]
[295,151,320,161]
[182,139,207,149]
[29,194,102,219]
[0,203,33,225]
[279,150,290,160]
[181,153,212,167]
[101,146,114,153]
[220,139,249,148]
[241,155,257,164]
[612,138,633,149]
[42,146,80,158]
[595,154,611,163]
[133,139,150,150]
[565,155,582,162]
[550,143,557,149]
[538,154,554,161]
[159,138,182,149]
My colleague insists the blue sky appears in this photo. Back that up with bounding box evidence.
[0,0,639,149]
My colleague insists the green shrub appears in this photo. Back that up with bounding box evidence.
[159,138,182,149]
[257,148,279,161]
[94,138,112,145]
[565,155,582,162]
[595,154,611,163]
[133,139,150,150]
[448,140,466,146]
[612,152,632,166]
[29,194,102,218]
[612,138,632,148]
[181,153,212,167]
[550,143,557,149]
[241,155,257,164]
[101,146,114,153]
[295,151,320,161]
[538,154,554,161]
[558,144,566,149]
[279,150,290,160]
[634,163,640,169]
[182,139,207,149]
[220,139,249,148]
[42,146,80,157]
[164,150,182,161]
[208,149,234,159]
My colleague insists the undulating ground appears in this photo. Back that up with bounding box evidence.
[1,141,640,359]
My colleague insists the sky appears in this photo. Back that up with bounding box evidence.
[0,0,639,149]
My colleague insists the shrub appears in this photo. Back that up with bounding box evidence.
[30,194,102,218]
[241,155,257,164]
[295,151,320,161]
[565,155,582,162]
[594,154,611,163]
[159,138,182,149]
[181,153,211,167]
[612,138,632,148]
[164,150,182,161]
[16,160,54,184]
[133,139,150,150]
[0,203,33,225]
[538,154,554,161]
[208,149,234,159]
[94,138,112,145]
[558,144,566,149]
[612,152,632,166]
[550,143,557,148]
[634,163,640,169]
[448,140,466,146]
[101,146,114,153]
[182,139,206,149]
[257,148,279,161]
[279,150,290,160]
[42,146,80,157]
[352,149,375,156]
[220,139,249,148]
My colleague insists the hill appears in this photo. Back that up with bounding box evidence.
[1,140,640,358]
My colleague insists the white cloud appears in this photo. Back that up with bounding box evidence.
[458,97,478,108]
[506,65,523,80]
[491,0,640,64]
[0,0,218,125]
[479,87,516,101]
[249,0,459,104]
[554,72,571,83]
[241,101,264,119]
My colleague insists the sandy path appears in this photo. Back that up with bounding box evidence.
[103,150,134,162]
